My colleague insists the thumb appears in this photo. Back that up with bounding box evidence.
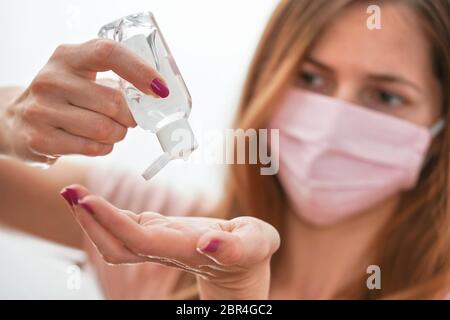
[197,217,280,268]
[196,230,243,267]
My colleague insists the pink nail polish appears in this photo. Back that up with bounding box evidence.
[150,78,169,98]
[79,202,94,215]
[60,188,79,206]
[200,239,220,253]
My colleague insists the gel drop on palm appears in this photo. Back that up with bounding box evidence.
[98,12,198,180]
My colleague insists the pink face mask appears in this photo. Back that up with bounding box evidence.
[269,88,444,226]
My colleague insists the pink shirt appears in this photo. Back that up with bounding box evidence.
[83,166,214,299]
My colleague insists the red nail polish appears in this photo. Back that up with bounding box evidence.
[60,188,79,206]
[150,78,169,98]
[79,202,94,215]
[201,239,220,253]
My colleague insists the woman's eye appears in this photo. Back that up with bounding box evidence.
[299,71,325,88]
[368,89,406,108]
[379,91,403,105]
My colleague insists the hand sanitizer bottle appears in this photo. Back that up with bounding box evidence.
[98,12,198,180]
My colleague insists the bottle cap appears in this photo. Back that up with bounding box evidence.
[156,118,198,159]
[141,118,198,180]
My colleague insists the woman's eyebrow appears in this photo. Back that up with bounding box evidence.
[366,74,422,93]
[303,56,423,94]
[303,56,334,73]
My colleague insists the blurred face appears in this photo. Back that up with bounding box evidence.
[271,1,446,226]
[296,1,443,127]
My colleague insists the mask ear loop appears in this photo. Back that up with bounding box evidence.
[420,118,446,170]
[430,118,445,138]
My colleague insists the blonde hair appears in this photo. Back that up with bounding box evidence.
[172,0,450,299]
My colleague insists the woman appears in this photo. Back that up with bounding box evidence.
[0,0,449,299]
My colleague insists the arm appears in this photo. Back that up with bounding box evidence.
[0,86,87,247]
[0,158,87,248]
[0,86,22,155]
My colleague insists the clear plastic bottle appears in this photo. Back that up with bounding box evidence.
[98,12,198,180]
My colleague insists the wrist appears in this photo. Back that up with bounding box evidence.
[0,86,23,156]
[197,264,271,300]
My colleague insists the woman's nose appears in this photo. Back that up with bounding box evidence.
[332,84,361,105]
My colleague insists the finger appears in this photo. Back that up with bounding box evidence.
[75,195,192,258]
[59,184,89,208]
[30,127,113,157]
[60,187,214,275]
[42,102,127,144]
[60,185,146,265]
[63,187,214,276]
[63,39,169,98]
[77,211,146,265]
[225,217,280,265]
[74,205,147,264]
[60,76,136,128]
[96,77,137,127]
[196,230,244,267]
[196,217,280,267]
[72,194,154,252]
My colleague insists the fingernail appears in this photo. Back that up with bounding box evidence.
[79,202,95,215]
[60,188,79,206]
[150,78,169,98]
[200,239,220,253]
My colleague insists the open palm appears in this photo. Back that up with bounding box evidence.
[61,184,280,298]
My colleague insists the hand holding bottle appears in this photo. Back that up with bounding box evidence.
[0,39,169,164]
[61,184,281,300]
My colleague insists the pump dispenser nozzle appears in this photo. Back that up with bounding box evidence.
[143,118,198,180]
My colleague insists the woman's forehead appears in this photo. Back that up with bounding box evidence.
[306,2,434,84]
